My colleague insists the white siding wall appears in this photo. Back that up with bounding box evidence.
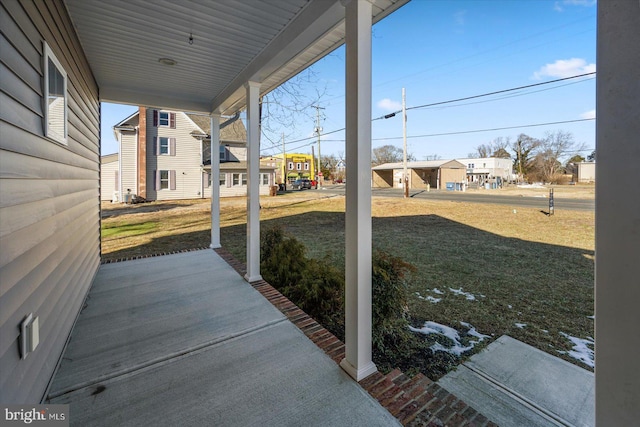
[146,111,203,201]
[0,0,100,403]
[119,130,137,196]
[100,159,119,201]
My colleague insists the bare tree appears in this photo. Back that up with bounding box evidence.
[476,137,512,159]
[372,145,415,166]
[259,68,327,151]
[531,130,586,183]
[512,133,541,180]
[423,154,442,161]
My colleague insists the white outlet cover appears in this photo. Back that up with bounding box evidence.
[30,316,39,352]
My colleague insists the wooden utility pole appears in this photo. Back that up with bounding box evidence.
[313,105,325,186]
[282,132,286,190]
[402,88,408,198]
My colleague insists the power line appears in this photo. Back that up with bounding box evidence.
[265,118,595,156]
[260,73,596,154]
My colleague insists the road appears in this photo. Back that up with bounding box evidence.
[312,185,595,212]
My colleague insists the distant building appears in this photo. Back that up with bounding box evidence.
[577,162,596,183]
[456,157,514,184]
[105,107,276,201]
[372,160,467,190]
[269,153,316,185]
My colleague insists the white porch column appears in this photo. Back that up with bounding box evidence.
[245,81,262,283]
[210,114,221,249]
[340,0,377,382]
[596,1,640,423]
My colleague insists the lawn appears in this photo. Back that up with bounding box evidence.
[101,192,594,376]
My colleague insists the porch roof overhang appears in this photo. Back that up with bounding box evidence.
[63,0,410,114]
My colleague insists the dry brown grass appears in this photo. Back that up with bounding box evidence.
[102,192,594,371]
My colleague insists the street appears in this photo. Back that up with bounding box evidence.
[312,185,595,212]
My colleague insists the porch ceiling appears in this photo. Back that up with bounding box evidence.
[63,0,409,114]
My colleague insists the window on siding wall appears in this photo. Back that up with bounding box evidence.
[155,170,176,190]
[232,173,247,186]
[43,42,67,144]
[260,173,269,185]
[220,174,227,186]
[220,145,227,161]
[155,137,175,156]
[153,111,176,128]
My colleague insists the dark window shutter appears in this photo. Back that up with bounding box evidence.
[155,170,160,191]
[169,113,176,129]
[169,138,176,156]
[170,170,176,190]
[153,110,158,127]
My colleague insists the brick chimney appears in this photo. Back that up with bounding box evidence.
[137,106,147,198]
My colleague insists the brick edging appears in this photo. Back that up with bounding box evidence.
[101,247,209,264]
[214,247,496,427]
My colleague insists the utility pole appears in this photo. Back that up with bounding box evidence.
[313,105,325,187]
[282,132,286,190]
[402,88,408,198]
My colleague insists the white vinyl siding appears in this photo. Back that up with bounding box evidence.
[119,132,138,195]
[0,0,100,403]
[100,157,119,201]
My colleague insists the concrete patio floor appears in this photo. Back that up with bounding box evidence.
[47,250,400,426]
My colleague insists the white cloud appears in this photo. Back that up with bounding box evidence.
[554,0,596,12]
[580,109,596,119]
[532,58,596,79]
[377,98,401,112]
[454,10,467,26]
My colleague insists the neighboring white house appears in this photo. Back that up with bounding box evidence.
[100,153,119,201]
[107,108,276,201]
[457,157,515,184]
[577,162,596,183]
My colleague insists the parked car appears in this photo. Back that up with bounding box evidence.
[292,179,312,190]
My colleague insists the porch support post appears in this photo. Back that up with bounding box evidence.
[210,113,221,249]
[596,1,640,423]
[244,81,262,283]
[340,0,377,382]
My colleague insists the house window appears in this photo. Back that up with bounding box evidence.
[232,173,246,186]
[260,173,269,185]
[296,163,302,171]
[220,174,227,186]
[304,163,309,171]
[159,137,169,155]
[288,162,294,170]
[44,42,67,144]
[155,170,175,190]
[220,145,227,161]
[153,110,176,128]
[155,137,175,156]
[159,170,169,189]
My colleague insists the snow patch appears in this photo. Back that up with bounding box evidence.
[415,292,441,303]
[559,332,595,368]
[449,287,476,301]
[409,321,489,356]
[515,323,527,329]
[587,315,595,320]
[431,288,444,295]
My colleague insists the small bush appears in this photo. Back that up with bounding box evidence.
[261,226,343,332]
[260,227,429,374]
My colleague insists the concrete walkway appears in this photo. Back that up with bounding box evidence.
[48,250,399,426]
[438,335,594,427]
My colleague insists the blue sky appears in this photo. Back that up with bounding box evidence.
[101,0,596,160]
